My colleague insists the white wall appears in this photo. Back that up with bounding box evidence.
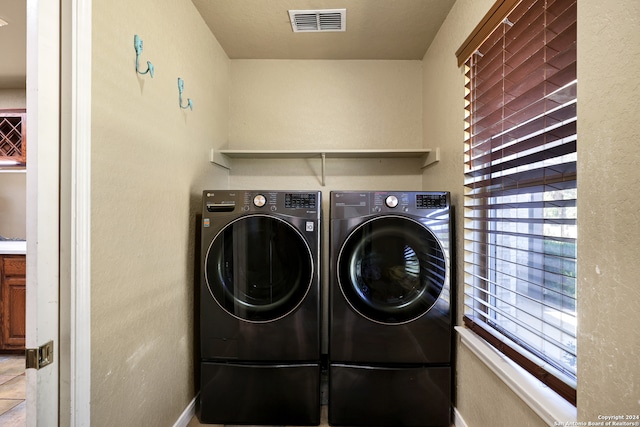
[90,0,230,424]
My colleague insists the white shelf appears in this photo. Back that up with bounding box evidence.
[210,148,440,186]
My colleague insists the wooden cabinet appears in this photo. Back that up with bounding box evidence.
[0,255,26,351]
[0,109,27,165]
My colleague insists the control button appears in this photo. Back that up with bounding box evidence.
[385,195,399,208]
[373,206,382,213]
[253,194,266,207]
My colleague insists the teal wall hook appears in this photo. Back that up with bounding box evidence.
[134,35,154,77]
[178,78,193,110]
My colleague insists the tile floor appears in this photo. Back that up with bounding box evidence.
[0,355,25,426]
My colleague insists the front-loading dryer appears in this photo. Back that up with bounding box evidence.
[329,191,453,427]
[199,190,321,425]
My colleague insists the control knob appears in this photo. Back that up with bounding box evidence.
[385,195,399,208]
[253,194,266,207]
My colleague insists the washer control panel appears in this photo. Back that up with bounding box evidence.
[285,192,318,209]
[203,190,321,220]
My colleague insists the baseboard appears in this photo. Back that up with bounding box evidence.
[173,394,198,427]
[453,406,468,427]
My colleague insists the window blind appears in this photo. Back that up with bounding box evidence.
[462,0,577,404]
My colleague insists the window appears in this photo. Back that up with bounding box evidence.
[459,0,577,404]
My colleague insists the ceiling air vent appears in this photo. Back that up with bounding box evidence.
[288,9,346,33]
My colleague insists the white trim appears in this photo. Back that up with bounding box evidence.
[69,0,92,425]
[26,0,61,423]
[453,406,468,427]
[173,395,198,427]
[456,326,577,426]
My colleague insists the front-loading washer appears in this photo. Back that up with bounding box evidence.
[199,190,321,425]
[329,191,453,427]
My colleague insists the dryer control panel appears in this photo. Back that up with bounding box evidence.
[331,191,449,219]
[416,193,448,209]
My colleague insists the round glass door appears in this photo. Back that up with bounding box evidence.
[337,216,446,324]
[205,215,313,322]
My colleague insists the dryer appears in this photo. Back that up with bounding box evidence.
[199,190,321,425]
[329,191,453,427]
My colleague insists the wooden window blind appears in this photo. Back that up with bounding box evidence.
[461,0,577,405]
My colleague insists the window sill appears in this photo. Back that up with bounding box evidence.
[456,326,577,426]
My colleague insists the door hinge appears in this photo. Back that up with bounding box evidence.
[25,340,54,370]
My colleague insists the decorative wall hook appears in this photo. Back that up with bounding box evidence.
[134,35,154,77]
[178,78,193,110]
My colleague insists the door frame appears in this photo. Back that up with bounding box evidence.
[25,0,91,425]
[63,0,92,425]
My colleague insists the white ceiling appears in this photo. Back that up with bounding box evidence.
[0,0,457,89]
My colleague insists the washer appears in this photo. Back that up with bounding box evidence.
[199,190,321,425]
[329,191,453,427]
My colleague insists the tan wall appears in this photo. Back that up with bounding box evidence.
[229,59,423,151]
[90,0,230,424]
[227,59,425,195]
[85,0,640,424]
[228,59,425,352]
[577,0,640,420]
[422,0,640,425]
[0,90,27,239]
[0,172,26,239]
[421,0,548,425]
[0,89,26,109]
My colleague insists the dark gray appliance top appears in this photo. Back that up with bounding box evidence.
[330,191,449,219]
[203,190,321,219]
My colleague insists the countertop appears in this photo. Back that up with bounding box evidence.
[0,241,27,255]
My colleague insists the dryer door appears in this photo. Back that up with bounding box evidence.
[337,215,446,324]
[205,214,313,322]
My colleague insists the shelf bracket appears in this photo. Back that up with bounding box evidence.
[210,149,231,169]
[321,152,326,186]
[421,147,441,168]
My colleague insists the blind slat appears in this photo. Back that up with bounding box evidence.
[464,290,576,348]
[463,0,577,400]
[465,258,577,299]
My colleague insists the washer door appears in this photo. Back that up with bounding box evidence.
[337,216,446,324]
[205,214,313,322]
